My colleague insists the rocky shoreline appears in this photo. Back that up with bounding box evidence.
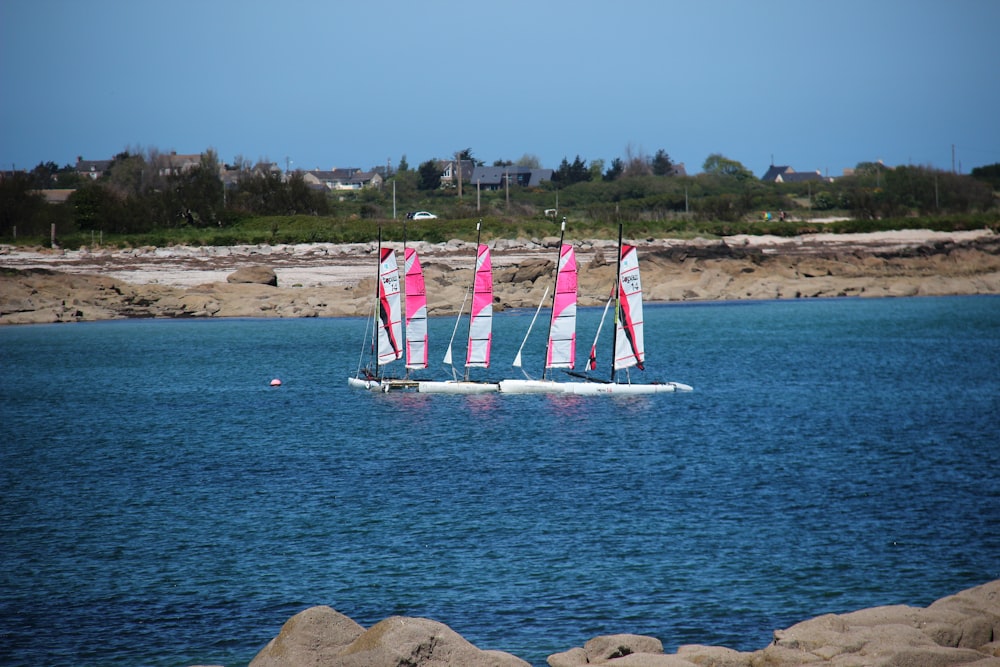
[2,229,1000,325]
[240,579,1000,666]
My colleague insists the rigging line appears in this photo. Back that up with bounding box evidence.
[512,286,550,379]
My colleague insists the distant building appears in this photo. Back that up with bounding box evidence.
[761,165,831,183]
[75,157,112,180]
[303,168,382,190]
[437,159,476,188]
[468,166,553,190]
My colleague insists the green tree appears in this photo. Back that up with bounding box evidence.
[0,172,46,235]
[971,163,1000,190]
[589,158,605,182]
[702,153,754,181]
[553,155,590,186]
[651,149,674,176]
[106,150,147,198]
[516,153,542,169]
[604,158,624,181]
[417,159,442,191]
[397,155,410,172]
[172,150,224,226]
[28,161,60,189]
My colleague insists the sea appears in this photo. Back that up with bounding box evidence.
[2,295,999,667]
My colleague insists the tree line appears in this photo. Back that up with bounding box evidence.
[2,145,997,243]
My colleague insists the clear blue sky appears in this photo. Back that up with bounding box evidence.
[2,0,998,177]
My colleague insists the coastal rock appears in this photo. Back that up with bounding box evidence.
[227,265,278,286]
[249,606,364,667]
[3,230,1000,324]
[250,613,529,667]
[547,580,1000,667]
[240,581,1000,667]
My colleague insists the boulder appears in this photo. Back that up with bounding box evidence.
[337,616,528,667]
[227,265,277,286]
[250,611,528,667]
[249,605,364,667]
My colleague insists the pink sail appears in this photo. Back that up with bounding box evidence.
[545,243,577,369]
[377,247,403,365]
[403,247,428,370]
[465,243,493,368]
[614,244,645,371]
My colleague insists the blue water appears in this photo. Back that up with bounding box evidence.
[2,296,999,667]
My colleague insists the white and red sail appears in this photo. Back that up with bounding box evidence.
[376,247,403,365]
[545,243,577,369]
[403,247,428,370]
[465,243,493,368]
[613,244,645,371]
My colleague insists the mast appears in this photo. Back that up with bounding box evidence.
[610,222,623,382]
[402,220,406,377]
[542,218,567,380]
[374,224,383,379]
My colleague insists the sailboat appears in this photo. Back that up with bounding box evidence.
[562,223,693,395]
[498,219,577,393]
[418,220,499,394]
[348,229,404,391]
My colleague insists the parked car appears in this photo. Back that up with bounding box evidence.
[408,211,438,220]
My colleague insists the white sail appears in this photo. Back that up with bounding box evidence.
[545,243,577,369]
[465,243,493,368]
[403,248,428,370]
[613,243,644,372]
[376,247,403,365]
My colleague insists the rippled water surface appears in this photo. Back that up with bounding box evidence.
[2,296,999,666]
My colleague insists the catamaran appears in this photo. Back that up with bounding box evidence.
[498,219,577,393]
[561,223,693,395]
[418,221,499,394]
[348,229,404,391]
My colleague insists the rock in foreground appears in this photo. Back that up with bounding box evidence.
[246,579,1000,666]
[249,606,528,667]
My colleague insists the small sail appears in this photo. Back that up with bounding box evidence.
[545,243,577,369]
[377,247,403,365]
[465,243,493,368]
[403,247,428,370]
[614,244,645,371]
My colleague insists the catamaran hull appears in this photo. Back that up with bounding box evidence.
[561,381,692,395]
[347,377,382,391]
[498,379,566,394]
[417,381,499,394]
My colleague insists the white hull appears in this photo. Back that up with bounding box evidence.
[560,381,692,395]
[417,381,499,394]
[498,379,566,394]
[348,377,421,392]
[347,376,382,391]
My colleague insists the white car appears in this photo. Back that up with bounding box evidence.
[410,211,438,220]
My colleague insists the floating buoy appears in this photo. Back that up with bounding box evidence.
[270,378,282,387]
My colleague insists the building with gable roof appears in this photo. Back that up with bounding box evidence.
[468,166,553,190]
[761,165,831,183]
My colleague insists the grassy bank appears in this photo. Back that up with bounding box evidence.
[5,211,998,250]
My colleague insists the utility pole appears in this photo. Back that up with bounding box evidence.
[505,168,510,208]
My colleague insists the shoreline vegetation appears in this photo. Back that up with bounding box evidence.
[246,579,1000,666]
[2,228,999,326]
